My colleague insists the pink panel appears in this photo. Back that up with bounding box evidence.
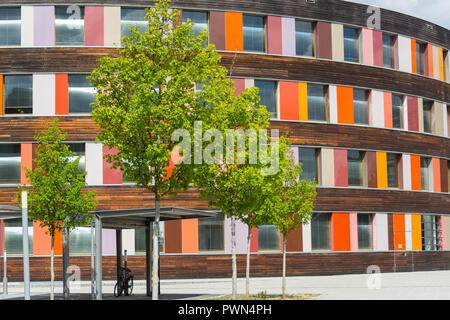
[267,16,282,55]
[102,229,116,255]
[407,96,419,132]
[373,30,383,67]
[250,227,258,252]
[231,78,245,96]
[281,17,295,56]
[334,149,348,187]
[85,6,104,46]
[0,219,4,256]
[103,146,122,184]
[439,216,447,250]
[34,6,55,46]
[350,213,358,251]
[362,29,374,65]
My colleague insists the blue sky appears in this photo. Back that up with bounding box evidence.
[346,0,450,29]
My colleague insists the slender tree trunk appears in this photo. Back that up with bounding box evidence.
[282,235,286,299]
[231,214,237,300]
[152,195,160,300]
[50,234,54,300]
[245,226,251,298]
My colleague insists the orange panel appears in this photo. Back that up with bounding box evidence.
[182,218,199,253]
[337,86,354,124]
[432,158,441,192]
[53,227,63,256]
[411,214,422,250]
[410,154,421,191]
[21,143,33,185]
[426,44,434,77]
[55,74,69,115]
[0,74,3,116]
[279,81,299,120]
[393,214,406,251]
[411,39,417,74]
[438,47,445,80]
[332,213,351,251]
[383,92,393,128]
[33,221,52,256]
[225,12,243,51]
[164,220,183,253]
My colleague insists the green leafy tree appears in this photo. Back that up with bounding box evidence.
[18,119,97,300]
[260,148,317,299]
[89,0,240,299]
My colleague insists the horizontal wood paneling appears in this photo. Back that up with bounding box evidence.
[1,251,450,281]
[0,0,447,48]
[1,48,448,104]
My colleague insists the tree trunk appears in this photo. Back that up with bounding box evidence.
[245,226,251,298]
[152,195,160,300]
[50,234,54,300]
[231,214,237,300]
[282,235,286,299]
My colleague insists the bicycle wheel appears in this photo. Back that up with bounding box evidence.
[124,277,133,296]
[114,281,123,297]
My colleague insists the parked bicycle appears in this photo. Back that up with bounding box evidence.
[114,250,134,297]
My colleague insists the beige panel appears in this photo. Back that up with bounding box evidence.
[244,78,254,89]
[104,6,122,47]
[446,52,450,83]
[433,46,440,80]
[331,24,344,62]
[418,98,424,132]
[321,148,335,187]
[431,102,445,136]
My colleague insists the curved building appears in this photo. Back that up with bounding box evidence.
[0,0,449,281]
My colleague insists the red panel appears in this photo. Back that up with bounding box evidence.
[0,219,4,256]
[267,16,282,55]
[85,6,104,46]
[393,214,406,251]
[407,96,419,132]
[366,151,378,188]
[440,159,448,193]
[279,81,299,120]
[231,78,245,96]
[410,154,421,191]
[334,149,348,187]
[209,11,226,51]
[250,227,258,253]
[332,213,351,252]
[372,30,383,67]
[103,146,122,184]
[55,74,68,115]
[286,226,302,252]
[315,22,332,60]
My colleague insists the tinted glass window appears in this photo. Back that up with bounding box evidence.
[55,6,85,45]
[4,218,33,254]
[307,84,327,121]
[198,214,224,251]
[422,215,437,251]
[135,223,164,252]
[295,20,314,57]
[382,34,395,68]
[311,213,330,250]
[344,27,359,63]
[69,75,95,113]
[182,10,208,39]
[298,147,318,183]
[70,227,91,253]
[357,214,372,249]
[67,143,85,173]
[420,157,430,191]
[258,225,280,251]
[392,94,403,129]
[4,75,33,114]
[254,80,277,119]
[0,8,21,45]
[121,8,148,39]
[0,144,20,183]
[348,150,363,186]
[387,153,399,188]
[423,101,432,133]
[243,15,265,52]
[353,89,369,125]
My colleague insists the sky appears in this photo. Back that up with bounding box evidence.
[345,0,450,29]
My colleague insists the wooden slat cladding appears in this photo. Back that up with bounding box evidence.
[0,186,447,214]
[1,48,448,104]
[0,117,448,159]
[0,0,447,48]
[1,251,449,281]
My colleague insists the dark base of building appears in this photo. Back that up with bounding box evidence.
[1,251,450,282]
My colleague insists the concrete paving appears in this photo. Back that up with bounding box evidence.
[1,270,450,300]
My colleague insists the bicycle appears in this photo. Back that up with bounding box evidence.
[114,249,134,297]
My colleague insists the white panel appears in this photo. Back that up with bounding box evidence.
[370,90,384,128]
[374,214,389,251]
[433,46,440,80]
[86,142,103,185]
[104,7,121,47]
[244,78,254,89]
[33,74,55,116]
[405,214,412,250]
[21,6,34,46]
[429,159,434,192]
[402,154,411,190]
[328,85,338,124]
[397,35,412,73]
[122,229,135,255]
[444,105,448,138]
[302,223,311,252]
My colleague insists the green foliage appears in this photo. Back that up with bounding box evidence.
[18,119,97,236]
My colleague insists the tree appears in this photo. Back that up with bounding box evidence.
[261,147,317,299]
[89,0,239,300]
[18,119,97,300]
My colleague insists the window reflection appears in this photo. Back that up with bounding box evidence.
[69,74,95,114]
[0,7,21,45]
[0,144,20,183]
[55,6,85,45]
[121,8,148,39]
[243,15,265,52]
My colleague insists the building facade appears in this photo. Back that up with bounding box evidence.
[0,0,449,281]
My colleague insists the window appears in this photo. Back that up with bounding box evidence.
[416,42,426,75]
[70,227,91,253]
[55,6,85,45]
[243,15,265,52]
[254,80,277,119]
[135,222,164,253]
[298,147,319,183]
[307,84,327,121]
[0,144,20,183]
[198,214,224,251]
[353,89,369,125]
[3,75,33,114]
[357,214,372,249]
[295,20,315,57]
[0,7,20,45]
[67,143,85,173]
[258,225,280,251]
[347,150,364,187]
[421,215,437,251]
[382,34,395,68]
[4,218,33,254]
[311,212,330,250]
[420,157,431,191]
[444,50,449,82]
[343,27,360,63]
[182,10,208,39]
[387,153,400,188]
[392,94,404,129]
[422,100,433,133]
[121,8,148,39]
[68,74,95,113]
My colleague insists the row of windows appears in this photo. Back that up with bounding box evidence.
[3,213,442,254]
